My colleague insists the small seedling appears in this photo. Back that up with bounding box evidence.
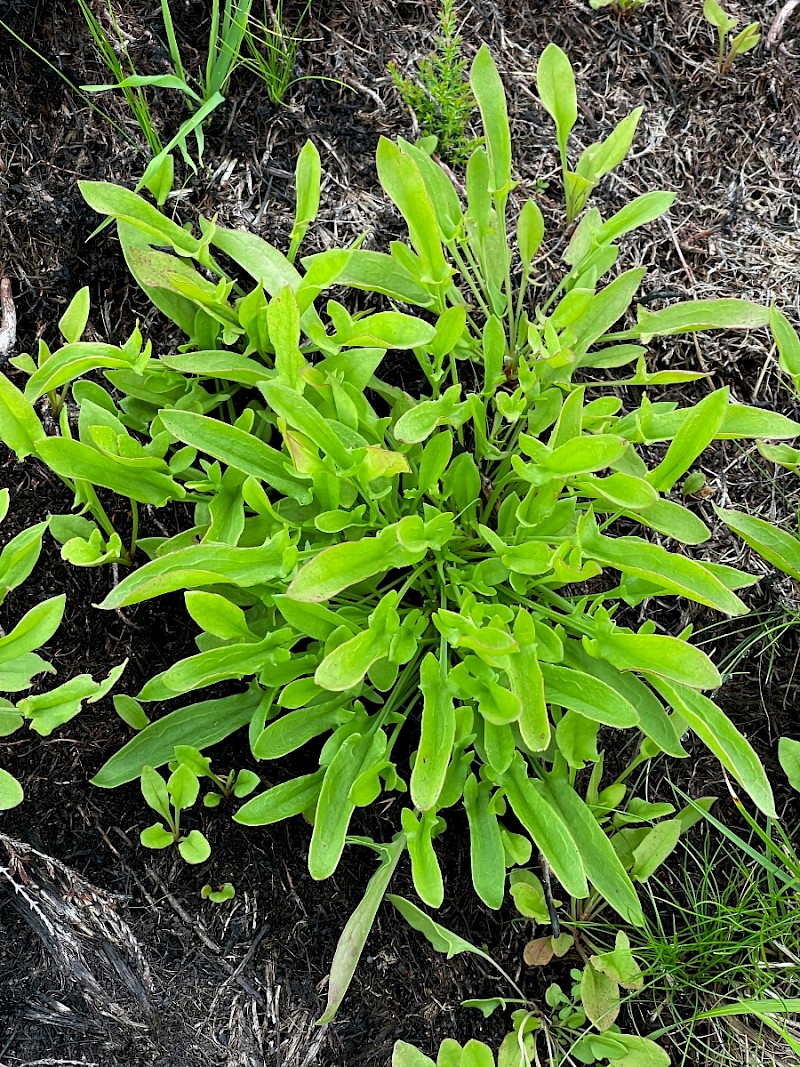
[139,764,211,863]
[170,745,260,807]
[389,0,480,164]
[590,0,649,14]
[201,882,236,903]
[703,0,760,73]
[0,487,125,809]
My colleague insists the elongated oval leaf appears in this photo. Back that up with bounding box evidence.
[0,594,65,662]
[582,519,748,616]
[463,774,505,910]
[100,538,292,609]
[631,299,770,342]
[539,775,644,926]
[92,688,264,787]
[287,527,424,603]
[470,46,512,195]
[585,631,721,690]
[36,438,184,507]
[234,768,325,826]
[0,767,24,810]
[376,138,450,285]
[541,663,639,727]
[0,374,46,459]
[536,44,576,162]
[653,679,776,817]
[159,408,306,500]
[716,507,800,581]
[503,755,588,899]
[410,653,456,812]
[318,835,406,1024]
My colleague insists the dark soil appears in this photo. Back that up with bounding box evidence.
[1,0,800,1064]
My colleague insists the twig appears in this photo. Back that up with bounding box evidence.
[0,277,16,360]
[767,0,800,47]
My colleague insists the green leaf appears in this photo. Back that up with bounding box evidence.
[411,653,456,812]
[140,823,174,849]
[0,373,46,460]
[463,774,506,910]
[584,630,721,690]
[536,44,576,167]
[141,766,172,821]
[234,768,324,826]
[541,663,639,727]
[628,299,770,342]
[137,636,280,701]
[573,268,647,357]
[289,140,321,261]
[580,963,620,1032]
[99,539,293,609]
[184,591,255,642]
[576,107,643,185]
[770,306,800,384]
[394,385,468,445]
[647,387,729,493]
[652,680,776,817]
[179,829,211,864]
[470,46,512,196]
[113,694,150,730]
[507,610,549,751]
[605,1033,670,1067]
[778,737,800,792]
[630,819,682,881]
[168,764,200,811]
[319,835,406,1024]
[273,595,343,641]
[201,881,235,903]
[309,731,386,879]
[261,380,353,468]
[80,180,201,255]
[581,517,748,616]
[0,520,48,604]
[24,342,135,401]
[387,894,489,960]
[715,508,800,580]
[402,807,444,908]
[58,287,91,343]
[36,438,184,507]
[268,286,305,388]
[92,688,264,787]
[331,310,435,350]
[704,0,737,30]
[392,1042,436,1067]
[253,702,349,760]
[539,774,644,927]
[321,249,433,308]
[595,192,676,245]
[287,523,429,603]
[0,768,24,810]
[376,138,449,285]
[517,199,545,270]
[161,350,266,387]
[232,770,259,798]
[0,652,54,692]
[20,659,126,737]
[159,409,306,501]
[591,931,644,991]
[502,755,588,900]
[0,594,65,663]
